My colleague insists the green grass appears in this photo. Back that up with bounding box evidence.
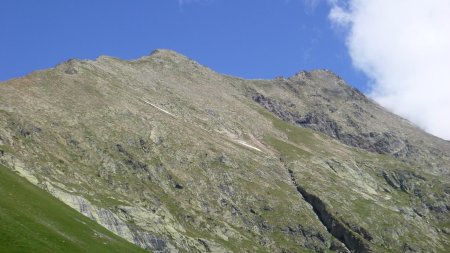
[256,107,318,146]
[0,165,148,253]
[264,136,312,160]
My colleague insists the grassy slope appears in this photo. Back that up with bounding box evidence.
[0,165,148,253]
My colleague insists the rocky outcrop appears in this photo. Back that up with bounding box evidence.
[42,182,176,253]
[250,91,341,138]
[281,224,349,253]
[295,185,373,253]
[249,89,416,158]
[381,170,425,194]
[286,166,372,253]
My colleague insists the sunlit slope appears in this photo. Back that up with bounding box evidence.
[0,49,448,252]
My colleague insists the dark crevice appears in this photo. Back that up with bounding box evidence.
[285,165,373,253]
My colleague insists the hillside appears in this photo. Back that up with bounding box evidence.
[0,49,449,252]
[0,164,147,253]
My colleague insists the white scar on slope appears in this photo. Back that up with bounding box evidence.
[142,99,176,117]
[142,99,263,153]
[236,140,262,152]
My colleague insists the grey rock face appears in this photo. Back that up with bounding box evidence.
[286,166,372,253]
[42,182,176,252]
[249,87,421,159]
[381,170,424,193]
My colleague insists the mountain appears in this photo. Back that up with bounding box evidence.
[0,49,449,252]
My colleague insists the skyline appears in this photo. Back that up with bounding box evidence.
[1,0,449,139]
[0,0,368,91]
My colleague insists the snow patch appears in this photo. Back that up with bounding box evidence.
[142,99,176,117]
[236,140,262,152]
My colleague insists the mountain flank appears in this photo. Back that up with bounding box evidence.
[0,49,449,252]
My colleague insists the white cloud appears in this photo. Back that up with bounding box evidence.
[328,5,351,26]
[328,0,450,140]
[303,0,321,13]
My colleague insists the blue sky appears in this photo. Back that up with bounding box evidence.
[0,0,368,91]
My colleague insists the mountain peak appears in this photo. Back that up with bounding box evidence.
[150,48,182,56]
[147,49,191,62]
[290,69,341,82]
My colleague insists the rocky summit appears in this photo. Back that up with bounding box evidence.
[0,49,449,253]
